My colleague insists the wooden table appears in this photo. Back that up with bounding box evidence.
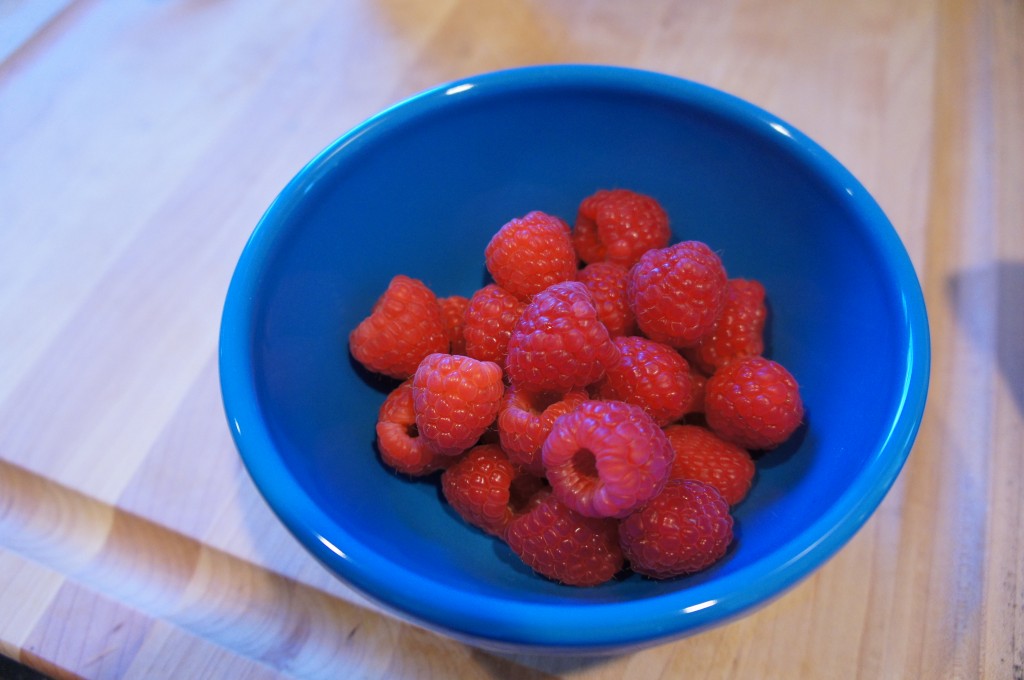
[1,1,1020,677]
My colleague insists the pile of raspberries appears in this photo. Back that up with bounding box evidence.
[349,189,804,587]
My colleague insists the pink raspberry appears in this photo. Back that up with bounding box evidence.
[505,282,620,393]
[542,399,674,519]
[411,353,504,456]
[573,189,671,268]
[505,490,623,587]
[594,336,695,426]
[628,241,728,348]
[619,479,734,579]
[485,211,577,301]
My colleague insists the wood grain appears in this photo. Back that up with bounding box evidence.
[1,0,1021,677]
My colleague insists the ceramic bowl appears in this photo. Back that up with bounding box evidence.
[219,65,930,654]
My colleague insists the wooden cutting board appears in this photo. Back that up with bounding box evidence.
[1,0,1021,677]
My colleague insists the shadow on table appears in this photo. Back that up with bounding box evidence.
[0,653,54,680]
[945,260,1024,415]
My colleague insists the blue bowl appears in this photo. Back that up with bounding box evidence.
[219,65,929,654]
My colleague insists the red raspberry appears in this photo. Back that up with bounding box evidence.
[505,282,620,393]
[577,262,636,337]
[411,353,504,456]
[505,490,623,586]
[687,363,709,415]
[505,474,552,526]
[628,241,728,348]
[349,275,449,379]
[496,383,588,476]
[375,381,452,476]
[573,189,671,268]
[619,479,734,579]
[542,400,674,519]
[705,356,804,450]
[594,336,695,426]
[683,279,767,374]
[463,284,525,367]
[438,295,470,356]
[441,444,541,537]
[485,211,577,301]
[664,424,755,505]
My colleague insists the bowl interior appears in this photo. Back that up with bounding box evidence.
[222,66,927,650]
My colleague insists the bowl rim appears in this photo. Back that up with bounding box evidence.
[218,63,931,652]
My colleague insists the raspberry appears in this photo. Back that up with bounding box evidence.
[687,363,709,415]
[349,275,449,379]
[507,473,551,517]
[411,353,504,456]
[505,282,620,393]
[496,383,588,476]
[375,381,452,476]
[463,284,525,367]
[441,444,540,537]
[573,189,671,268]
[619,479,734,579]
[542,400,674,519]
[594,336,695,426]
[505,490,623,586]
[664,424,755,505]
[628,241,728,348]
[705,356,804,450]
[438,295,470,356]
[485,211,577,301]
[577,262,636,337]
[683,278,767,374]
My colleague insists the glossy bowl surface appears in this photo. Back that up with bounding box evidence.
[219,65,929,654]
